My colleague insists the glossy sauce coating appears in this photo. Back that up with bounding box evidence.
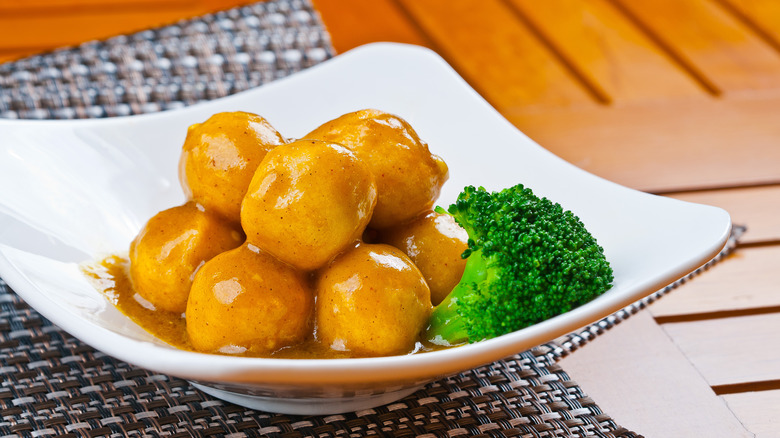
[186,243,313,355]
[106,110,459,359]
[84,256,192,350]
[379,211,469,306]
[179,111,286,223]
[85,255,444,358]
[241,139,377,271]
[305,109,449,229]
[315,243,431,357]
[128,201,244,313]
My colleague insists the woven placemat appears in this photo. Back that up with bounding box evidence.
[0,280,637,437]
[0,0,332,119]
[1,1,738,436]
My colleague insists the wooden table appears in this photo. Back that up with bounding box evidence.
[2,1,779,436]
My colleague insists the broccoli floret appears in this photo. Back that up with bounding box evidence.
[425,184,613,346]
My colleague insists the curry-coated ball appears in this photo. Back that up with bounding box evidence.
[186,243,313,355]
[240,139,377,271]
[179,111,286,223]
[129,201,244,313]
[305,109,449,228]
[315,243,431,357]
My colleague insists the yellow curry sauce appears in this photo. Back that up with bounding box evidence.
[83,255,446,359]
[83,255,193,351]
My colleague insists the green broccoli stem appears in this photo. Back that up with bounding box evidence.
[425,250,488,346]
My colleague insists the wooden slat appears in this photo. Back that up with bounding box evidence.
[717,0,780,53]
[0,0,191,14]
[559,311,751,438]
[722,389,780,438]
[613,0,780,94]
[0,10,201,50]
[0,0,252,63]
[311,0,429,54]
[0,50,45,64]
[507,0,708,103]
[650,246,780,318]
[666,185,780,244]
[511,97,780,193]
[662,313,780,387]
[396,0,598,111]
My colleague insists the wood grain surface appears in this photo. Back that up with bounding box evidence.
[3,0,779,436]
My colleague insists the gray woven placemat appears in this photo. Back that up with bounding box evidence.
[0,281,636,437]
[0,0,332,119]
[1,1,731,435]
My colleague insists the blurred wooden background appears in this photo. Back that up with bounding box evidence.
[3,0,780,194]
[3,1,780,436]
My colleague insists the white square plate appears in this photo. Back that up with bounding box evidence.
[0,43,731,415]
